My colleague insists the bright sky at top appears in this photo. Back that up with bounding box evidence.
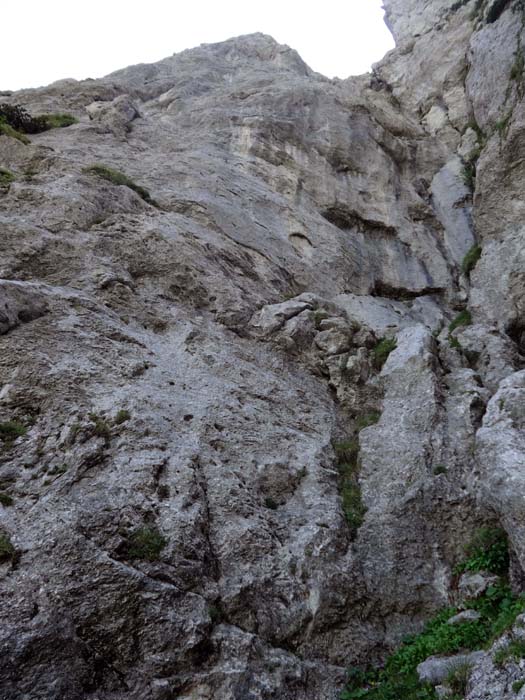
[2,0,395,91]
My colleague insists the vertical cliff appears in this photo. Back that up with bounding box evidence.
[0,2,524,699]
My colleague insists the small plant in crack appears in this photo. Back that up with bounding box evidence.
[449,310,472,334]
[355,412,381,431]
[264,496,279,510]
[0,492,13,506]
[462,244,482,276]
[372,337,397,370]
[88,413,112,441]
[123,526,167,561]
[0,421,27,448]
[83,164,158,207]
[334,440,367,537]
[0,168,15,187]
[0,532,15,563]
[114,409,131,425]
[454,526,509,576]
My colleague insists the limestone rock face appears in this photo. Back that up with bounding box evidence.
[1,2,525,699]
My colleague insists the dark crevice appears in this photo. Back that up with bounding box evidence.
[371,281,445,301]
[321,205,397,236]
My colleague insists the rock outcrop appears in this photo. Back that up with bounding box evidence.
[1,2,525,699]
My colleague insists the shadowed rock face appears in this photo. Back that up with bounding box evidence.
[0,4,524,699]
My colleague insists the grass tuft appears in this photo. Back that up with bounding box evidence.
[372,337,397,370]
[0,168,15,187]
[0,421,27,446]
[334,440,366,537]
[0,119,30,144]
[124,526,167,561]
[41,113,78,129]
[355,412,381,431]
[494,638,525,666]
[449,310,472,334]
[114,409,131,425]
[461,244,482,276]
[0,532,15,563]
[84,164,158,206]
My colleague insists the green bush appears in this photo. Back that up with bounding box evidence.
[455,527,509,576]
[372,338,397,370]
[461,245,482,276]
[124,526,167,561]
[84,164,157,206]
[264,496,278,510]
[0,103,47,133]
[513,679,525,693]
[0,532,14,563]
[0,168,15,187]
[0,104,76,133]
[342,583,525,699]
[449,311,472,334]
[0,492,13,507]
[0,421,27,444]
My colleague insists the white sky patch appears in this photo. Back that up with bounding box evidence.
[1,0,394,91]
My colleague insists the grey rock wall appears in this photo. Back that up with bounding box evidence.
[0,2,525,698]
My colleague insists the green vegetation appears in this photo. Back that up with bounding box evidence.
[124,526,167,561]
[449,310,472,334]
[466,118,486,146]
[114,409,131,425]
[356,412,381,431]
[0,168,15,187]
[40,113,78,129]
[372,337,397,370]
[264,496,278,510]
[433,465,448,476]
[454,527,509,576]
[313,309,329,328]
[0,420,27,446]
[0,120,30,144]
[48,464,68,477]
[88,413,112,443]
[334,440,366,538]
[495,111,513,139]
[449,335,462,351]
[342,584,525,700]
[0,103,47,133]
[461,244,482,276]
[462,160,477,189]
[84,164,158,206]
[209,605,223,623]
[513,679,525,693]
[342,528,525,700]
[0,532,15,563]
[0,104,77,134]
[494,638,525,666]
[446,662,472,696]
[0,492,13,506]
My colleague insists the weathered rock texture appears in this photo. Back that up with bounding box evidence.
[0,1,525,698]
